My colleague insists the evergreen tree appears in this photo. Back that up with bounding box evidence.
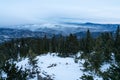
[51,35,57,52]
[101,32,114,62]
[19,38,29,57]
[102,64,120,80]
[57,35,65,55]
[28,49,37,67]
[65,34,79,56]
[114,26,120,63]
[84,29,94,54]
[1,61,28,80]
[43,35,49,53]
[115,26,120,48]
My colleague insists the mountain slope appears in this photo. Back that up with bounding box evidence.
[0,22,118,42]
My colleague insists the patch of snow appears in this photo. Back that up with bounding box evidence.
[111,53,116,65]
[100,63,111,72]
[94,75,103,80]
[1,71,7,78]
[36,53,82,80]
[15,58,31,70]
[100,53,116,72]
[15,53,103,80]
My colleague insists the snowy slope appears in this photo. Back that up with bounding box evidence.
[15,53,103,80]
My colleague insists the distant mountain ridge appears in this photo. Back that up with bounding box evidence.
[0,22,118,42]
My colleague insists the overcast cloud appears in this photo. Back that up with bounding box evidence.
[0,0,120,26]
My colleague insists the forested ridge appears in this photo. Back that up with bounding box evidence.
[0,26,120,80]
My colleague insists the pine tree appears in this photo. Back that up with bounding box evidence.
[115,26,120,47]
[84,29,94,54]
[1,61,28,80]
[114,26,120,63]
[28,49,37,67]
[57,35,65,54]
[65,34,79,56]
[51,35,57,52]
[43,35,49,53]
[102,64,120,80]
[102,32,114,62]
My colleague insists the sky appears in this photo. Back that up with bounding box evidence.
[0,0,120,26]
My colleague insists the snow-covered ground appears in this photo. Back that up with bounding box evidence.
[15,53,104,80]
